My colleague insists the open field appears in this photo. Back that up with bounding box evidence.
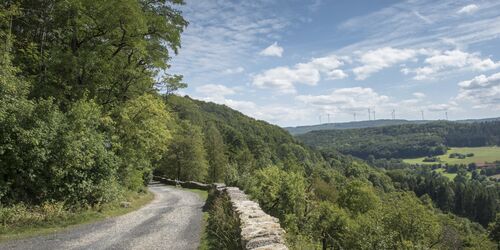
[403,146,500,165]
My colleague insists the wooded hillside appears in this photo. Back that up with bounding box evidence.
[297,121,500,159]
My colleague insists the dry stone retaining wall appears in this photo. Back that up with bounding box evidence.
[152,177,288,250]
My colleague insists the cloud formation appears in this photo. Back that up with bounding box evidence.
[223,67,245,75]
[457,4,479,14]
[170,1,288,80]
[252,55,346,93]
[196,84,236,98]
[403,50,500,80]
[457,72,500,109]
[296,87,389,112]
[259,42,284,57]
[353,47,418,80]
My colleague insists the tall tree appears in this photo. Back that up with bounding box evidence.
[159,120,208,182]
[204,123,228,183]
[114,94,173,191]
[6,0,188,107]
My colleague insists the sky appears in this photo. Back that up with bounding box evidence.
[168,0,500,127]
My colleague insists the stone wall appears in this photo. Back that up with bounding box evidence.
[152,177,288,250]
[152,176,210,190]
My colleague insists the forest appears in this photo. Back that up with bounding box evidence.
[1,1,499,249]
[297,121,500,159]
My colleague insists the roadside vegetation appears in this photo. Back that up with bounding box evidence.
[0,191,153,242]
[1,0,186,238]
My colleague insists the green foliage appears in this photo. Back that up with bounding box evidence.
[55,99,120,206]
[205,191,241,250]
[6,0,188,106]
[308,202,350,250]
[1,0,180,207]
[388,167,499,227]
[204,123,228,183]
[157,120,208,182]
[347,192,441,249]
[245,166,307,225]
[489,213,500,242]
[0,202,69,228]
[113,94,173,190]
[163,95,326,179]
[338,180,379,215]
[159,74,188,95]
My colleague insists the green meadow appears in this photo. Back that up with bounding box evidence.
[403,146,500,165]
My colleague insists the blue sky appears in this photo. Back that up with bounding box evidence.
[169,0,500,127]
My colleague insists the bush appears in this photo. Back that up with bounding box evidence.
[205,192,241,249]
[0,202,69,229]
[423,156,440,162]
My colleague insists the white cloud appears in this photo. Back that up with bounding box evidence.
[337,1,500,55]
[259,42,284,57]
[457,4,479,14]
[195,84,236,100]
[296,87,389,112]
[406,50,500,80]
[413,92,426,99]
[456,72,500,109]
[222,67,245,75]
[170,1,289,82]
[353,47,418,80]
[413,11,433,24]
[426,103,454,112]
[252,55,346,93]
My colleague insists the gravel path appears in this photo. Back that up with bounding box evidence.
[0,183,205,250]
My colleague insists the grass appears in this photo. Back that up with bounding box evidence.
[403,146,500,165]
[198,212,210,250]
[434,168,459,180]
[0,191,154,242]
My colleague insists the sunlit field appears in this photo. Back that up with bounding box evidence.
[404,146,500,165]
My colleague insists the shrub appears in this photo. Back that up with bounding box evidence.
[0,202,70,229]
[206,191,241,249]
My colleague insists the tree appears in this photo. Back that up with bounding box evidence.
[7,0,188,106]
[309,202,349,250]
[488,213,500,242]
[114,94,173,190]
[54,99,119,206]
[159,74,187,95]
[204,123,228,183]
[338,180,379,215]
[245,166,307,232]
[158,120,208,182]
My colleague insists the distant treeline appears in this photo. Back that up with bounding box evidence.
[297,121,500,159]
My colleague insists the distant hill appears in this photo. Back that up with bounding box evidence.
[296,120,500,159]
[285,117,500,135]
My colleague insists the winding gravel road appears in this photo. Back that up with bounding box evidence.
[0,183,205,250]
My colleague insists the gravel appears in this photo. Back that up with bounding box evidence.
[0,183,205,250]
